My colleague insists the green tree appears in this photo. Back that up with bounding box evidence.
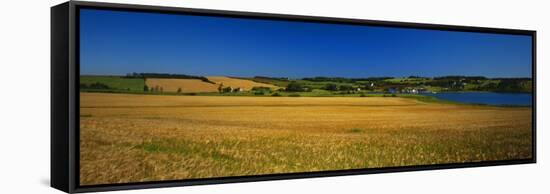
[339,85,353,91]
[222,87,232,93]
[218,83,224,93]
[324,84,338,91]
[285,81,305,92]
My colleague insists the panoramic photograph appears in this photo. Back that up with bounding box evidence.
[78,9,533,186]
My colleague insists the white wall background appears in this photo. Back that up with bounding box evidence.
[0,0,547,193]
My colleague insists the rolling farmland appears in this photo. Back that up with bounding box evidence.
[79,92,532,185]
[144,76,280,93]
[145,78,218,93]
[206,76,280,91]
[76,8,534,188]
[80,76,145,92]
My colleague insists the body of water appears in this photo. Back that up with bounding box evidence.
[421,92,532,106]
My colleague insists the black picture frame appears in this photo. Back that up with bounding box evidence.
[51,1,537,193]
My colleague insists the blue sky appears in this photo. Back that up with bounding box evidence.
[79,8,532,78]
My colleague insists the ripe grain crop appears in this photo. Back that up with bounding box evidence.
[145,78,218,93]
[207,76,280,91]
[144,76,279,93]
[80,92,532,185]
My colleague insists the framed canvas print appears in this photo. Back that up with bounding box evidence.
[51,1,536,193]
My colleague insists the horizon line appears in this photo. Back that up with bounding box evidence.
[79,73,533,79]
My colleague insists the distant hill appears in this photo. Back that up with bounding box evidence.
[80,74,532,94]
[145,78,218,93]
[144,76,280,93]
[124,72,215,84]
[207,76,280,91]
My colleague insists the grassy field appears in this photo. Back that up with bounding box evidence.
[80,76,145,92]
[79,92,532,185]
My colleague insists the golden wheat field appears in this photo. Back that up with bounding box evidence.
[79,92,532,185]
[206,76,280,91]
[144,76,279,93]
[145,78,218,93]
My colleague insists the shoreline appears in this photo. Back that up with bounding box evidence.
[78,91,532,108]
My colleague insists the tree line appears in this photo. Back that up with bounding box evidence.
[124,72,215,84]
